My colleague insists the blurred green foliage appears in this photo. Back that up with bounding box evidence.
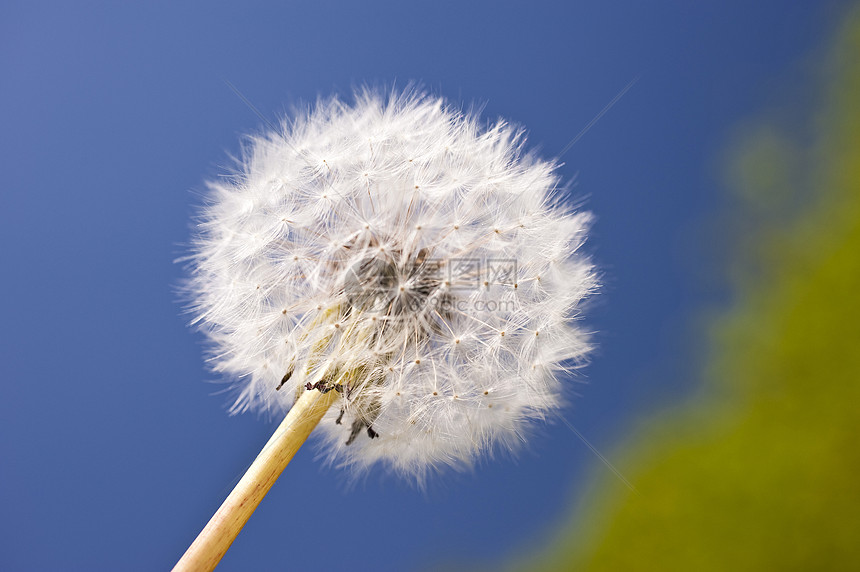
[522,7,860,571]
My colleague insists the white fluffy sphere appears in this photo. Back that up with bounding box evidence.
[185,89,596,479]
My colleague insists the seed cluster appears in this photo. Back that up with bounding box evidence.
[185,90,596,479]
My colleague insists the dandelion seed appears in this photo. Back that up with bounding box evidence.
[185,88,596,480]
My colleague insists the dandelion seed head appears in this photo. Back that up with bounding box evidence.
[185,88,597,480]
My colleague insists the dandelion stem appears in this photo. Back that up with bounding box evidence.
[173,389,337,572]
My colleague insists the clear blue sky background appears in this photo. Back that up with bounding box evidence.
[0,2,847,570]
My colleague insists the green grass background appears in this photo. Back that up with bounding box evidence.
[520,6,860,571]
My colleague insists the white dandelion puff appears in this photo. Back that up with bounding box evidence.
[184,88,597,480]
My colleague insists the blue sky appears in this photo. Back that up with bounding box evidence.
[0,2,846,570]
